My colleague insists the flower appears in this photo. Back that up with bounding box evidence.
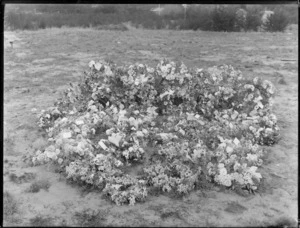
[246,153,258,162]
[88,60,95,68]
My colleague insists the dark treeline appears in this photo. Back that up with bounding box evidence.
[4,4,298,32]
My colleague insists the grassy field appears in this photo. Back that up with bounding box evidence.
[4,27,298,227]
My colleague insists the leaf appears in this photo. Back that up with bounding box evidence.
[108,133,123,147]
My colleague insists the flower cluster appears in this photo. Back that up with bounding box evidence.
[30,58,280,205]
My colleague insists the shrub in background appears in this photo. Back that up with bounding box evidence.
[245,11,261,31]
[211,6,238,32]
[263,10,289,32]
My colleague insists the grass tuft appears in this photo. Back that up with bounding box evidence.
[29,214,54,227]
[26,179,51,193]
[73,208,107,227]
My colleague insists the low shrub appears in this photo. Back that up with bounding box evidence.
[28,58,280,205]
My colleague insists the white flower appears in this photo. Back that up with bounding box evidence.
[253,77,259,85]
[142,129,148,135]
[226,146,234,154]
[219,167,227,176]
[230,172,244,185]
[58,158,63,164]
[75,119,84,125]
[114,160,123,167]
[246,153,258,162]
[233,162,241,171]
[233,138,240,146]
[94,62,102,71]
[215,173,232,187]
[98,141,108,151]
[62,131,72,139]
[104,66,113,76]
[136,131,144,138]
[88,60,95,68]
[179,129,185,135]
[45,151,57,160]
[247,166,262,181]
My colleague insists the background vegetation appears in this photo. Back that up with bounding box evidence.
[4,4,298,32]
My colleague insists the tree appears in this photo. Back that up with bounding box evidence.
[263,10,289,32]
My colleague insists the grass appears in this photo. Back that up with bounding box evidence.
[29,214,54,227]
[73,208,107,227]
[3,191,19,220]
[26,179,51,193]
[9,172,37,184]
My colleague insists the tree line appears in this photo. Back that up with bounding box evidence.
[4,4,297,32]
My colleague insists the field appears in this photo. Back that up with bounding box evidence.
[4,27,298,227]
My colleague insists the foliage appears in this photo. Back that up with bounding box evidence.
[211,6,238,32]
[5,4,297,31]
[245,8,261,32]
[29,58,280,205]
[263,10,290,32]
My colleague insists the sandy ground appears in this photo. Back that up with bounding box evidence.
[3,27,298,227]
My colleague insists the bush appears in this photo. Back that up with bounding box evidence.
[4,5,296,31]
[245,11,261,31]
[211,6,238,32]
[27,58,280,206]
[263,10,289,32]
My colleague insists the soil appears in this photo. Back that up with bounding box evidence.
[3,27,298,227]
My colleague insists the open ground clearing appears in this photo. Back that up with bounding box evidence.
[4,27,298,227]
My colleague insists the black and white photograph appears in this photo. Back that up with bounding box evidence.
[3,3,298,227]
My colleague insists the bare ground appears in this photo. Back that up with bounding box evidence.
[3,27,298,227]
